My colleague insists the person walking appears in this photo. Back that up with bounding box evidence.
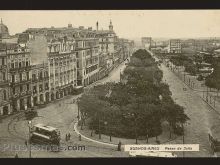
[65,134,68,141]
[15,153,18,158]
[68,133,71,140]
[117,141,122,151]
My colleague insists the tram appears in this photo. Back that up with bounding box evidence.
[30,124,61,146]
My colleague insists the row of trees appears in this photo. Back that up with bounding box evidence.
[170,55,198,75]
[79,49,189,140]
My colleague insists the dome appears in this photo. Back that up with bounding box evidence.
[0,19,10,39]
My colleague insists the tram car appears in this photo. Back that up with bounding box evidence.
[30,124,61,146]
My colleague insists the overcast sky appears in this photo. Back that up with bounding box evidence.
[0,10,220,39]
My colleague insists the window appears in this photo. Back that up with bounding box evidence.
[19,73,22,82]
[39,72,43,80]
[33,86,37,94]
[2,72,6,81]
[19,62,22,68]
[15,61,18,68]
[39,84,43,92]
[45,83,49,90]
[11,63,15,69]
[26,72,29,80]
[3,90,7,100]
[12,75,15,83]
[26,61,29,66]
[2,58,5,65]
[27,84,30,91]
[32,74,36,81]
[20,85,23,93]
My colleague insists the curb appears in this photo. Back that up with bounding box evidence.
[73,122,118,148]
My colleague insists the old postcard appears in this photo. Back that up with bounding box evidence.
[0,10,220,158]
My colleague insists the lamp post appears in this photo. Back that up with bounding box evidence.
[27,120,32,158]
[132,113,138,144]
[98,115,101,139]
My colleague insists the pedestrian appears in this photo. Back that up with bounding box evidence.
[65,134,68,141]
[117,141,121,151]
[15,153,18,158]
[68,133,71,140]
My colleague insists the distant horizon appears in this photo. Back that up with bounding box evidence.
[1,10,220,39]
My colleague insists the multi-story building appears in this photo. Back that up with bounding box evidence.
[0,43,11,115]
[96,20,120,77]
[168,39,182,54]
[31,63,49,107]
[7,43,32,112]
[75,32,100,86]
[47,37,77,100]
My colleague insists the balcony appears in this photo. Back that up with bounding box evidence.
[11,90,32,99]
[9,65,31,72]
[9,79,31,86]
[0,65,7,70]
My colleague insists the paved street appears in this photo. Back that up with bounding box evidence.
[0,62,129,158]
[151,51,220,157]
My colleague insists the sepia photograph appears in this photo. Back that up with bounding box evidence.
[0,10,220,158]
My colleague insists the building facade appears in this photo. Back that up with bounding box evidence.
[0,44,11,115]
[48,37,77,100]
[141,37,152,49]
[168,39,182,54]
[7,43,32,112]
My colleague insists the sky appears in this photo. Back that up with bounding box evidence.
[0,10,220,39]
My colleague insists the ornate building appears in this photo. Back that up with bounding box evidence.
[0,19,10,39]
[7,43,32,112]
[0,43,11,115]
[31,63,49,107]
[47,37,77,100]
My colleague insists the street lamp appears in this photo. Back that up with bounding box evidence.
[27,120,32,158]
[131,113,138,144]
[181,121,190,158]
